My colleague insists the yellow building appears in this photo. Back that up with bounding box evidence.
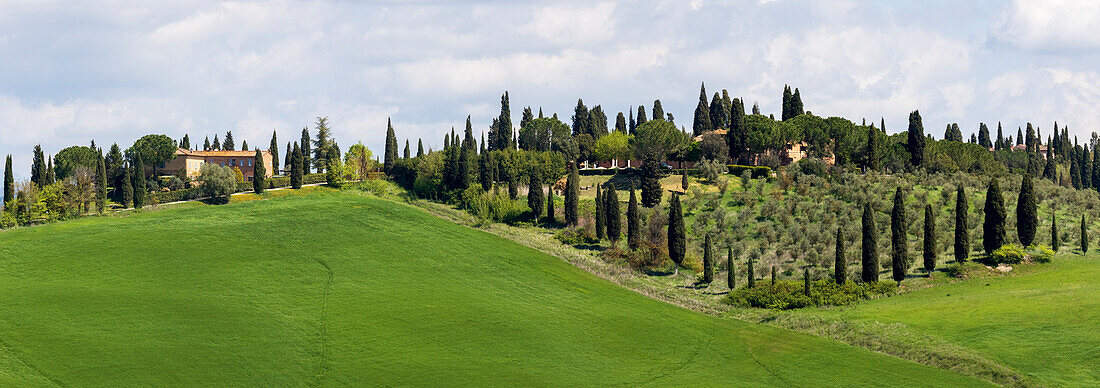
[159,148,275,182]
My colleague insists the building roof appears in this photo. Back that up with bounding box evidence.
[175,148,269,157]
[691,129,728,142]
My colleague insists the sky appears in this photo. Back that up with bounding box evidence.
[1,0,1099,179]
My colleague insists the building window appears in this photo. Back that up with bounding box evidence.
[230,159,236,166]
[248,159,253,166]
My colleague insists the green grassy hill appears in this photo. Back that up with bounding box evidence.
[0,188,983,386]
[814,255,1099,387]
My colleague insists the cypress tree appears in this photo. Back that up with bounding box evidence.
[681,167,689,191]
[224,131,235,151]
[1081,215,1088,254]
[835,226,846,284]
[204,137,211,151]
[284,142,292,172]
[862,203,879,282]
[803,267,811,296]
[865,125,881,171]
[31,144,46,187]
[269,131,279,173]
[132,154,147,209]
[924,204,937,273]
[527,169,544,223]
[384,118,397,173]
[120,165,133,208]
[771,266,777,285]
[403,140,410,159]
[564,164,579,226]
[181,134,190,150]
[290,143,303,189]
[627,184,641,250]
[300,128,312,174]
[615,112,627,133]
[96,151,107,213]
[782,85,792,120]
[1017,174,1037,246]
[636,105,647,126]
[1052,214,1059,252]
[4,155,13,205]
[891,188,908,284]
[640,155,663,207]
[417,139,424,158]
[595,185,605,239]
[747,252,756,288]
[702,234,714,284]
[709,92,725,130]
[479,142,492,191]
[652,100,665,124]
[727,98,746,163]
[605,185,621,243]
[907,110,925,167]
[955,186,969,262]
[996,123,1004,150]
[546,183,556,224]
[727,246,735,289]
[668,193,685,273]
[792,88,804,116]
[628,109,636,134]
[692,99,712,137]
[253,149,266,194]
[978,123,992,148]
[983,178,1006,254]
[46,157,55,185]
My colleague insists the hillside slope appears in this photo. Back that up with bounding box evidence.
[0,189,983,386]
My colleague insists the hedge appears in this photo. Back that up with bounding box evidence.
[150,173,328,204]
[727,165,771,178]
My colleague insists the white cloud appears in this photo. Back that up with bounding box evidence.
[994,0,1100,50]
[524,2,617,46]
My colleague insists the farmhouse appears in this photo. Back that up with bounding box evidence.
[159,148,275,182]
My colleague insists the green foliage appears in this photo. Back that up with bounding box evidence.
[132,155,147,209]
[987,243,1027,265]
[199,163,236,201]
[924,204,937,273]
[862,202,879,282]
[1016,174,1037,246]
[631,119,687,160]
[955,186,969,262]
[4,155,13,205]
[253,149,266,194]
[527,169,544,223]
[554,226,597,246]
[459,188,528,224]
[701,234,714,284]
[120,166,133,207]
[290,144,303,189]
[54,146,99,179]
[564,164,579,225]
[983,178,1006,254]
[907,110,925,167]
[1051,214,1059,252]
[640,156,663,208]
[126,134,178,168]
[835,227,846,284]
[593,131,632,162]
[1081,215,1088,254]
[726,164,771,178]
[667,193,685,267]
[384,118,397,173]
[626,185,640,250]
[726,280,896,310]
[604,185,620,242]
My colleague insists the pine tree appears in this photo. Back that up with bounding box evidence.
[891,188,908,284]
[727,246,736,289]
[835,226,846,284]
[924,204,937,273]
[907,110,925,167]
[605,185,621,243]
[269,131,279,173]
[1081,215,1088,254]
[702,234,714,285]
[546,183,556,224]
[640,155,662,207]
[595,184,605,239]
[290,143,303,189]
[565,164,579,226]
[528,169,544,224]
[983,178,1006,254]
[253,149,266,194]
[1052,214,1059,252]
[384,118,397,173]
[204,137,211,151]
[96,151,107,213]
[132,155,146,209]
[224,131,235,151]
[1017,174,1037,246]
[668,193,685,273]
[120,165,133,208]
[627,184,641,250]
[862,203,879,282]
[4,155,13,205]
[241,140,248,151]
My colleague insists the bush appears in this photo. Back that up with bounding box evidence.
[346,179,400,197]
[149,187,204,203]
[727,164,771,178]
[725,280,896,310]
[943,261,992,279]
[602,242,669,271]
[458,188,528,223]
[200,163,236,200]
[1031,244,1054,263]
[986,243,1027,265]
[554,226,598,246]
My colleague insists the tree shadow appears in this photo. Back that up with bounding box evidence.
[200,196,230,205]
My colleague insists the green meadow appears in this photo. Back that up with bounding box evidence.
[0,188,984,386]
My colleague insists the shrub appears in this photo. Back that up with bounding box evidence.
[555,226,598,246]
[943,261,991,278]
[602,241,668,271]
[149,187,204,203]
[727,164,771,179]
[698,159,726,182]
[458,188,527,224]
[1030,244,1054,263]
[986,243,1026,265]
[199,163,236,200]
[725,280,896,310]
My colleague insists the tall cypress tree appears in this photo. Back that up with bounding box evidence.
[804,267,811,296]
[865,125,881,171]
[595,185,605,239]
[564,163,579,226]
[652,100,665,124]
[727,98,746,164]
[384,118,397,173]
[891,188,908,284]
[1081,215,1088,254]
[636,105,647,126]
[615,112,627,133]
[781,85,792,120]
[955,186,969,262]
[290,143,303,189]
[747,251,756,288]
[4,155,13,205]
[403,140,410,159]
[983,178,1006,254]
[132,155,146,209]
[479,144,492,191]
[253,149,266,194]
[605,185,621,244]
[1017,174,1037,246]
[120,165,133,208]
[702,234,714,284]
[907,110,925,168]
[924,204,937,273]
[692,99,713,137]
[31,145,46,187]
[668,193,685,273]
[640,155,662,207]
[978,123,992,148]
[284,142,292,172]
[709,92,725,130]
[269,131,279,173]
[96,151,107,213]
[835,226,846,284]
[417,139,425,158]
[546,183,556,224]
[862,203,879,282]
[224,131,235,151]
[771,266,777,285]
[46,157,55,185]
[300,127,312,174]
[627,183,641,250]
[727,246,735,289]
[792,88,804,116]
[528,169,544,224]
[1051,214,1059,252]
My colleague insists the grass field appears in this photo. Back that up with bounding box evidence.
[813,255,1099,387]
[0,188,984,386]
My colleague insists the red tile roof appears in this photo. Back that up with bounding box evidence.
[175,148,268,157]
